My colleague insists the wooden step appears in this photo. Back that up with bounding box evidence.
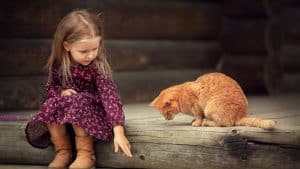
[0,0,221,39]
[0,39,221,76]
[0,69,211,110]
[1,94,300,169]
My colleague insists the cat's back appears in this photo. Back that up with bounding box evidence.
[195,72,247,105]
[196,72,240,89]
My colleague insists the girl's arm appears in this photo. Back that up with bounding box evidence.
[96,73,132,157]
[45,67,62,98]
[96,73,125,127]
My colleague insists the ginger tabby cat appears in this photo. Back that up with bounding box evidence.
[150,72,275,129]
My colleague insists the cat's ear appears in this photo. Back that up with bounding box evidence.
[149,96,159,107]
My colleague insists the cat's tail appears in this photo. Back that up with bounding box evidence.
[236,117,276,129]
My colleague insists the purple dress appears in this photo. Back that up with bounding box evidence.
[25,63,125,148]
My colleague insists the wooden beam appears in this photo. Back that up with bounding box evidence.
[0,0,221,39]
[281,44,300,73]
[0,106,299,169]
[0,39,221,76]
[282,7,300,43]
[217,55,282,94]
[223,0,267,18]
[219,19,267,54]
[0,69,210,110]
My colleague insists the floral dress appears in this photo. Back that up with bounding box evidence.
[25,63,125,148]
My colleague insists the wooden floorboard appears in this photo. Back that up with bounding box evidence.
[0,165,116,169]
[0,93,299,169]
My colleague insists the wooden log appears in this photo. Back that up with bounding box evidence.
[219,0,283,94]
[0,69,209,110]
[282,7,300,43]
[0,39,221,76]
[0,0,221,39]
[217,55,282,94]
[281,44,300,72]
[0,103,300,169]
[219,19,267,54]
[223,0,267,18]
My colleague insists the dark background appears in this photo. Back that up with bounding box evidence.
[0,0,299,110]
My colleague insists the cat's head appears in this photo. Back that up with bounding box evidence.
[149,85,181,120]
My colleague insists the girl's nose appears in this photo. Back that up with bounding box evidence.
[87,52,93,59]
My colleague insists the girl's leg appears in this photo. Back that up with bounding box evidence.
[47,123,72,169]
[69,124,95,169]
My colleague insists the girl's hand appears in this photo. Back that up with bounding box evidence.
[61,89,77,96]
[113,125,132,157]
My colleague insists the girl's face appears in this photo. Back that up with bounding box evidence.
[64,36,101,66]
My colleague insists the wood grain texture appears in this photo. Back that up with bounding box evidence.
[0,39,221,76]
[0,0,221,39]
[217,55,281,94]
[0,94,299,169]
[219,19,267,54]
[0,69,210,110]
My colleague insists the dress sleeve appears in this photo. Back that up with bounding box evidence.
[96,73,125,127]
[44,67,62,98]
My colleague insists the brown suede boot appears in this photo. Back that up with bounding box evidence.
[48,136,72,169]
[69,136,96,169]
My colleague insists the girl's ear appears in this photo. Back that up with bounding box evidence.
[63,41,70,51]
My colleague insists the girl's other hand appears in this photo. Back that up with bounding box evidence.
[113,126,132,157]
[61,89,77,96]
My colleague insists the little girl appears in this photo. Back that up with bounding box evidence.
[25,9,132,169]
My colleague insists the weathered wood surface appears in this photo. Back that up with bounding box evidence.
[219,19,267,54]
[281,44,300,72]
[217,55,281,94]
[219,0,283,94]
[0,69,210,110]
[283,7,300,43]
[0,0,221,39]
[0,165,114,169]
[0,39,220,76]
[0,94,299,169]
[223,0,279,18]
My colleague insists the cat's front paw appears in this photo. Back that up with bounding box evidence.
[192,120,202,127]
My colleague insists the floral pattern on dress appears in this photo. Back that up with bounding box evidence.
[25,63,125,148]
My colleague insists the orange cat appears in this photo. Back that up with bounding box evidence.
[150,72,275,129]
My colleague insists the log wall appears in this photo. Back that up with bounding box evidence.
[1,0,300,110]
[0,0,222,110]
[218,0,283,94]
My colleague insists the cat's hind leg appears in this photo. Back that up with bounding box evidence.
[211,112,235,127]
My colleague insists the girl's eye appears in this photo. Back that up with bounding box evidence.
[79,50,88,54]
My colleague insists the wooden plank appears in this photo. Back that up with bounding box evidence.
[219,19,267,54]
[223,0,266,18]
[0,165,115,169]
[0,39,221,76]
[217,55,282,94]
[282,7,300,43]
[0,95,299,169]
[281,44,300,72]
[0,69,210,110]
[0,0,221,39]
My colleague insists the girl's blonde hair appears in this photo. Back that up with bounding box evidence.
[47,9,112,85]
